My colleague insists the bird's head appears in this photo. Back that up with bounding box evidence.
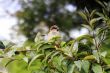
[50,25,59,32]
[47,25,61,41]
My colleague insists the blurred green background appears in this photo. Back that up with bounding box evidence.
[14,0,109,41]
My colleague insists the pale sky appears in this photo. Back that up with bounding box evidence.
[0,0,20,40]
[0,17,17,40]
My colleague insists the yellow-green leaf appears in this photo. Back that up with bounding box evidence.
[84,55,95,60]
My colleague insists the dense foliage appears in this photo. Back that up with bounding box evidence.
[0,1,110,73]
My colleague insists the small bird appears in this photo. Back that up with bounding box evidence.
[46,25,62,48]
[47,25,61,41]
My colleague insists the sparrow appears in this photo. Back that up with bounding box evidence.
[47,25,62,48]
[47,25,61,41]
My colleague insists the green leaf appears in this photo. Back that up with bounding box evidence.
[3,41,15,49]
[23,57,28,63]
[35,41,45,51]
[0,41,5,49]
[82,24,92,31]
[0,50,4,55]
[28,54,44,69]
[92,64,103,73]
[82,60,90,73]
[5,59,19,67]
[96,0,106,9]
[61,61,68,73]
[103,57,110,64]
[52,55,65,72]
[5,49,16,57]
[40,43,54,50]
[69,40,75,52]
[93,50,100,63]
[76,34,93,42]
[74,60,82,71]
[78,11,87,21]
[60,41,66,47]
[84,7,90,17]
[90,10,96,18]
[42,51,55,63]
[90,17,102,27]
[51,51,60,60]
[67,63,75,73]
[101,51,107,57]
[96,12,104,17]
[84,55,95,60]
[63,47,73,57]
[103,65,110,71]
[48,36,61,44]
[77,51,88,57]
